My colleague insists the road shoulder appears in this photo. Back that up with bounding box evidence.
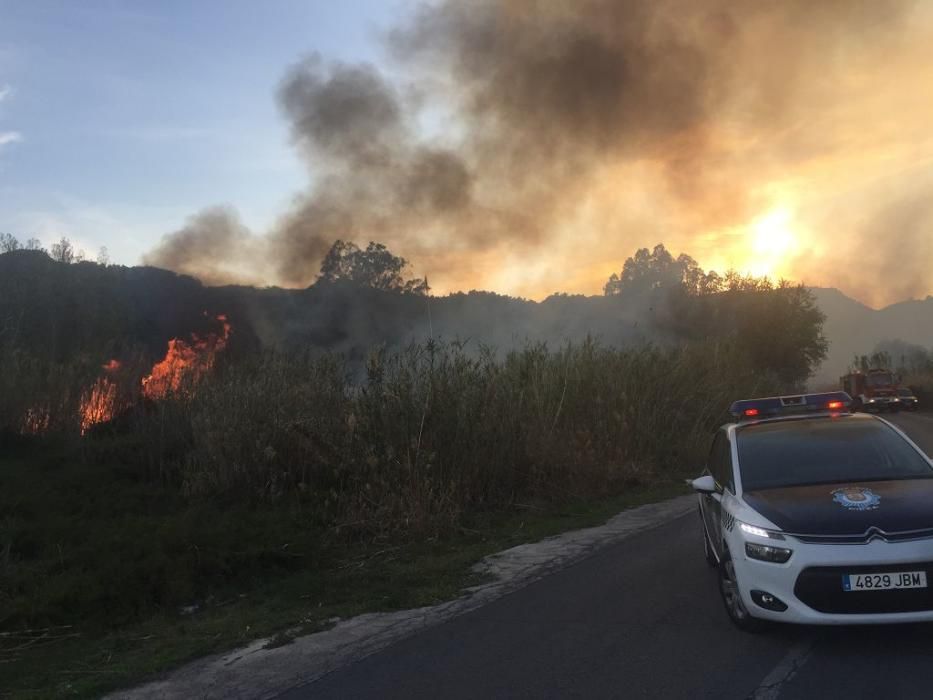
[107,494,696,700]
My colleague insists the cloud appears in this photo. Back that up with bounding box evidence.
[0,84,21,152]
[0,131,21,147]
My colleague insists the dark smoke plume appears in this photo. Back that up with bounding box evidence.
[146,0,919,300]
[143,207,267,286]
[267,58,474,285]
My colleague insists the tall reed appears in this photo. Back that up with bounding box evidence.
[158,339,780,538]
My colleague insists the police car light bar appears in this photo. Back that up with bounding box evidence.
[729,391,852,420]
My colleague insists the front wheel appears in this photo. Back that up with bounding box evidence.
[718,549,766,632]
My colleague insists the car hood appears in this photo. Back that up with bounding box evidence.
[742,479,933,536]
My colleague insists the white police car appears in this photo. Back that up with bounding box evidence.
[693,391,933,630]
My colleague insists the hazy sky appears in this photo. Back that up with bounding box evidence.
[3,1,933,308]
[0,1,399,264]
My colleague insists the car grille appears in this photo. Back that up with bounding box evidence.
[795,562,933,614]
[793,527,933,545]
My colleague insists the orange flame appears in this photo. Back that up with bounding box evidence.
[24,315,231,435]
[79,359,123,435]
[22,407,50,434]
[141,315,231,401]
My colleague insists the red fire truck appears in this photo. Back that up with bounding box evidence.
[840,368,903,412]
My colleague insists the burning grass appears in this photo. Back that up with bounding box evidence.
[0,338,782,698]
[141,315,231,400]
[126,338,778,538]
[2,338,782,538]
[0,314,233,439]
[79,362,122,435]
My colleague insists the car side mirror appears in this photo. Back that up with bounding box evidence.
[691,475,718,495]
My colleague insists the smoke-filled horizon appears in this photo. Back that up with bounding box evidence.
[144,0,933,308]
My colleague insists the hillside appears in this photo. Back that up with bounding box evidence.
[0,250,660,367]
[809,288,933,385]
[4,250,930,385]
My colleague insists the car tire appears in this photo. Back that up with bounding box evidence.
[718,548,766,633]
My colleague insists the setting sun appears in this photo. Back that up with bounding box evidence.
[746,207,798,278]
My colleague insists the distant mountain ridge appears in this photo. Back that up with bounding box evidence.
[809,287,933,386]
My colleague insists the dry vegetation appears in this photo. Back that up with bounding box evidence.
[0,243,831,697]
[0,337,788,697]
[8,339,780,532]
[1,338,782,625]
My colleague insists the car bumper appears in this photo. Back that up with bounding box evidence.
[730,534,933,625]
[864,399,902,411]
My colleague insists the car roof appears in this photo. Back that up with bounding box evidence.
[727,411,878,433]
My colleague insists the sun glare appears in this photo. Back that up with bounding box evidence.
[746,207,797,278]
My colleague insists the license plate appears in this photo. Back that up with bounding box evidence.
[842,571,927,592]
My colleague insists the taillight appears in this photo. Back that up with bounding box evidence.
[744,408,760,417]
[827,400,844,410]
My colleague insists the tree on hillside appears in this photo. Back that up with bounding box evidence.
[604,244,721,297]
[0,233,21,253]
[96,246,110,266]
[606,243,827,385]
[851,351,894,373]
[50,237,75,264]
[319,240,429,294]
[25,237,45,252]
[667,275,828,386]
[870,340,933,375]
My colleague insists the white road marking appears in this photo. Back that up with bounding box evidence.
[749,638,816,700]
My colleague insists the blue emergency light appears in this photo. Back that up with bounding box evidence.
[729,391,852,420]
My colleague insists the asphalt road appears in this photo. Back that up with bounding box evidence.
[280,412,933,700]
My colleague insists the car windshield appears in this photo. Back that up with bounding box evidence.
[866,372,894,386]
[737,417,933,491]
[898,388,915,397]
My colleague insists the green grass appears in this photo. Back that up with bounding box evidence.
[0,446,687,699]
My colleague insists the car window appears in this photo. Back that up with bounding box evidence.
[737,417,933,491]
[898,388,914,397]
[709,431,734,492]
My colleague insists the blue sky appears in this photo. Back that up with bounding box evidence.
[0,0,406,264]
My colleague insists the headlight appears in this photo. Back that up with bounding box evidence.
[739,522,785,540]
[745,542,793,563]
